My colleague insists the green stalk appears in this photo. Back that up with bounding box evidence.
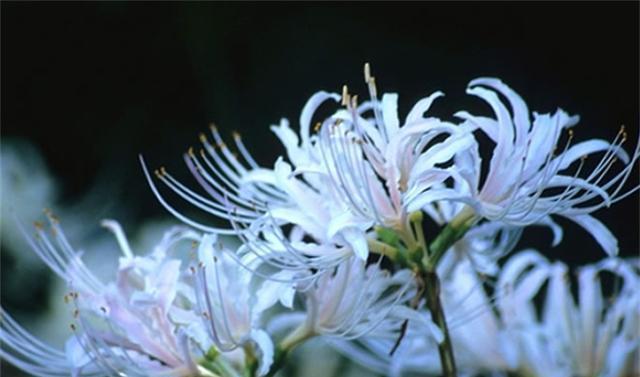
[423,270,457,377]
[419,207,476,377]
[264,324,314,377]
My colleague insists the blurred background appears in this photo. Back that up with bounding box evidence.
[1,3,638,376]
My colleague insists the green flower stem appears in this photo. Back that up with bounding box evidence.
[243,345,258,377]
[264,324,315,377]
[199,347,240,377]
[423,270,457,377]
[419,207,476,377]
[423,208,476,271]
[409,211,427,258]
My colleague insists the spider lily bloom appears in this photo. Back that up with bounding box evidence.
[497,250,640,377]
[236,78,474,270]
[192,233,290,376]
[271,256,442,354]
[142,91,375,270]
[441,78,640,255]
[1,216,218,377]
[313,67,475,235]
[330,258,517,377]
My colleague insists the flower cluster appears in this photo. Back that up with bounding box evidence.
[2,65,638,377]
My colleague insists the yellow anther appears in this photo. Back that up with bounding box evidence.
[364,62,372,82]
[218,142,227,150]
[232,131,241,140]
[199,133,208,143]
[34,221,43,230]
[341,85,350,106]
[313,122,322,132]
[209,123,218,132]
[188,147,195,157]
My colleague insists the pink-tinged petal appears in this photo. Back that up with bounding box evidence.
[410,133,475,179]
[469,78,530,149]
[405,91,445,124]
[522,111,564,178]
[365,167,396,221]
[150,260,182,313]
[405,187,474,213]
[466,85,516,198]
[454,144,482,195]
[567,214,618,256]
[299,91,340,147]
[381,93,400,137]
[454,111,500,142]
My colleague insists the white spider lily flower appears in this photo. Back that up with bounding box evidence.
[497,250,640,377]
[236,157,372,270]
[192,233,290,376]
[436,78,640,255]
[330,258,517,377]
[141,91,375,270]
[287,257,439,344]
[311,69,475,233]
[237,84,473,268]
[1,216,217,377]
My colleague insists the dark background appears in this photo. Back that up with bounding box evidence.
[1,2,638,373]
